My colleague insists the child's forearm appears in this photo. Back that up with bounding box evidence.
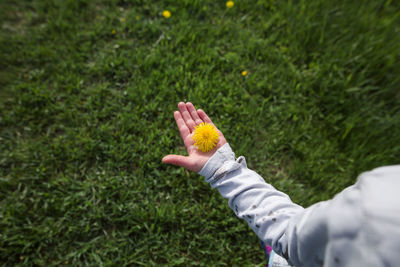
[199,144,400,266]
[199,143,307,265]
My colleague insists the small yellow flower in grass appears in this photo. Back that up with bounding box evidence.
[192,122,220,152]
[162,10,171,19]
[111,29,116,35]
[226,1,234,8]
[241,70,248,76]
[135,16,140,20]
[121,17,126,22]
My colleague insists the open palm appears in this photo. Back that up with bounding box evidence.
[162,102,227,172]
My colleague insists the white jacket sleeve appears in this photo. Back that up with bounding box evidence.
[198,143,400,267]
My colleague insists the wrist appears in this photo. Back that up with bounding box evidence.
[198,143,236,181]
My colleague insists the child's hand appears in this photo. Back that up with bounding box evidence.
[162,102,227,172]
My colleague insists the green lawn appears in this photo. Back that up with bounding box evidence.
[1,0,399,265]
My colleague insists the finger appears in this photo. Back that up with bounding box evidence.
[197,109,224,136]
[162,155,196,171]
[186,102,203,126]
[174,111,190,142]
[197,109,214,125]
[178,102,196,132]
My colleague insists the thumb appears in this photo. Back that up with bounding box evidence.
[162,154,197,171]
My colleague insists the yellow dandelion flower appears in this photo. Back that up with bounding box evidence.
[192,122,220,152]
[226,1,234,8]
[241,70,248,76]
[121,17,126,22]
[111,29,116,35]
[162,10,171,19]
[135,16,140,20]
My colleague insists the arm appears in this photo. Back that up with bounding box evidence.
[201,145,400,267]
[163,102,330,266]
[163,103,400,266]
[198,143,330,266]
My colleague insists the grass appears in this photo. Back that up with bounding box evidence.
[1,0,399,265]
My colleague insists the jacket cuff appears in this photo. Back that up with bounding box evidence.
[198,143,236,181]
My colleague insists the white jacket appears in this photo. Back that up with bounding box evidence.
[199,143,400,267]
